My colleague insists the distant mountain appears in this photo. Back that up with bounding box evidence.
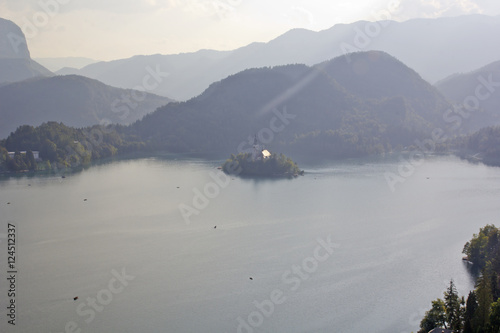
[35,57,99,72]
[435,59,500,131]
[0,18,29,59]
[316,52,450,125]
[0,18,52,84]
[0,75,173,139]
[63,51,230,100]
[56,67,82,75]
[66,14,500,101]
[128,51,453,158]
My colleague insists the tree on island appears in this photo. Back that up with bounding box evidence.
[222,152,302,178]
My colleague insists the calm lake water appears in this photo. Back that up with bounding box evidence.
[1,154,500,333]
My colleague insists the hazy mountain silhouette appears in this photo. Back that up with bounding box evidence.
[34,57,99,72]
[0,18,52,84]
[316,52,451,125]
[56,67,84,75]
[128,51,453,157]
[0,75,173,138]
[64,14,500,101]
[435,59,500,131]
[56,51,230,101]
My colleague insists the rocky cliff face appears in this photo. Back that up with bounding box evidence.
[0,18,30,59]
[0,17,51,84]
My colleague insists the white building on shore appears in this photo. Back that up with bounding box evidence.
[7,151,40,160]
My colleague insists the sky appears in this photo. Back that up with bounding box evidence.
[1,0,500,61]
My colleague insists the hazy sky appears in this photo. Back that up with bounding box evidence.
[1,0,500,61]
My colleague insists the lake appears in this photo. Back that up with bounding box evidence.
[1,154,499,333]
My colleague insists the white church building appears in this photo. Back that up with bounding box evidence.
[251,136,271,161]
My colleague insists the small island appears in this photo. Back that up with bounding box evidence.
[222,137,303,178]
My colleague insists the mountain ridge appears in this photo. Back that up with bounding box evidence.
[0,17,52,84]
[0,75,173,139]
[34,57,99,72]
[62,14,500,101]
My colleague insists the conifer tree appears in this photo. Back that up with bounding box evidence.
[444,279,462,331]
[26,149,36,170]
[464,291,478,333]
[475,271,493,331]
[489,298,500,332]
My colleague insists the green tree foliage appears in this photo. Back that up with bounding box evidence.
[419,280,466,333]
[475,272,494,332]
[419,298,447,333]
[464,291,478,333]
[459,126,500,166]
[0,122,138,172]
[40,138,57,161]
[1,150,38,172]
[420,225,500,333]
[444,280,464,332]
[12,151,27,171]
[463,225,500,271]
[26,149,37,170]
[489,298,500,332]
[0,146,7,166]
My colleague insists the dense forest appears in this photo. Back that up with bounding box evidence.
[418,225,500,333]
[0,122,144,172]
[455,126,500,166]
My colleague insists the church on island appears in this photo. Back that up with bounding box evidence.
[251,135,271,161]
[222,135,302,178]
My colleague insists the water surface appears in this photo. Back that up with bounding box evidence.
[1,155,499,333]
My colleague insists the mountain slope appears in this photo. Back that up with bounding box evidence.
[316,51,451,126]
[0,75,173,138]
[67,14,500,100]
[64,51,230,101]
[0,18,52,84]
[128,51,453,157]
[435,59,500,131]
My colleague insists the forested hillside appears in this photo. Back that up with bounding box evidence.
[455,126,500,166]
[419,225,500,333]
[0,75,172,138]
[128,51,452,159]
[435,60,500,132]
[0,122,141,172]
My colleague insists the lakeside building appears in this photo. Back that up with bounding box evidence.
[7,151,40,160]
